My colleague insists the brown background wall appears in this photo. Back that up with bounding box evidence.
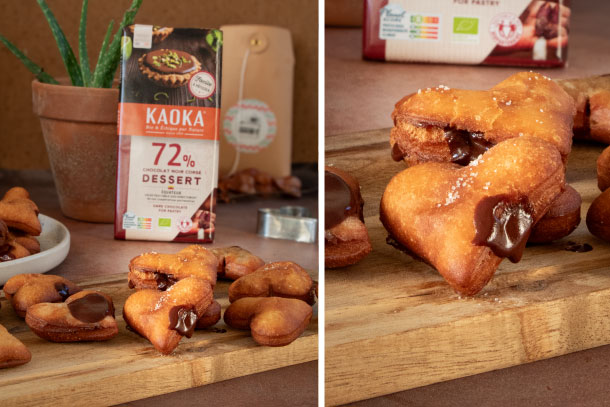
[0,0,318,169]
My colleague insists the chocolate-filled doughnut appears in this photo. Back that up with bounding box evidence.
[0,324,31,368]
[391,72,575,167]
[597,145,610,191]
[25,291,118,342]
[587,188,610,242]
[325,166,371,268]
[529,185,581,243]
[380,136,565,295]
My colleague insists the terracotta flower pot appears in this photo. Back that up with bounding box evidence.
[31,80,118,223]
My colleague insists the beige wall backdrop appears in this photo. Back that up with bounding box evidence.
[0,0,317,169]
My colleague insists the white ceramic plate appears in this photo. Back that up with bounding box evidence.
[0,214,70,285]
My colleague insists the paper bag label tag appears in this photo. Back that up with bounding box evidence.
[223,99,277,154]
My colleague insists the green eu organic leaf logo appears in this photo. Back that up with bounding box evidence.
[453,17,478,35]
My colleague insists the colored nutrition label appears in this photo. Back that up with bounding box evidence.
[379,4,441,41]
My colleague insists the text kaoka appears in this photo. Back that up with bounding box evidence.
[146,107,205,127]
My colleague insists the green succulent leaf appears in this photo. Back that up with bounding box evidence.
[93,0,143,88]
[0,33,58,84]
[92,20,114,86]
[36,0,83,86]
[78,0,92,86]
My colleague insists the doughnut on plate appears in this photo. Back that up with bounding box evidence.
[0,214,70,285]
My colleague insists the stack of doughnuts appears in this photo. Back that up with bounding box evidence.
[0,187,41,261]
[382,72,579,295]
[125,245,314,353]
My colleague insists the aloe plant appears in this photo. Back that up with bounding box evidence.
[0,0,142,88]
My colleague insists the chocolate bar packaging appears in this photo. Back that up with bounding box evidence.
[364,0,569,67]
[115,25,222,242]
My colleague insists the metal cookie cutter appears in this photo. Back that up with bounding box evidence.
[256,206,317,243]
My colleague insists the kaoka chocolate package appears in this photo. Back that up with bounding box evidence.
[115,25,222,242]
[364,0,569,67]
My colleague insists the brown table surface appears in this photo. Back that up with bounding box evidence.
[326,0,610,405]
[0,169,318,407]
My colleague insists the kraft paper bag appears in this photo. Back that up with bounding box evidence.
[219,25,295,178]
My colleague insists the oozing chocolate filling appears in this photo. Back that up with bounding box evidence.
[444,127,494,165]
[391,124,494,164]
[144,49,196,74]
[67,293,114,323]
[325,171,362,230]
[473,195,534,263]
[169,306,198,338]
[54,282,71,301]
[154,272,177,291]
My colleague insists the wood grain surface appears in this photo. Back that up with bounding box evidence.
[0,272,318,406]
[325,128,610,405]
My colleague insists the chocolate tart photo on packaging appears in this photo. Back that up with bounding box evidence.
[138,49,202,88]
[115,25,222,243]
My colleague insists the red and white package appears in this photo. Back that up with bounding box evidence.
[115,25,223,242]
[364,0,569,67]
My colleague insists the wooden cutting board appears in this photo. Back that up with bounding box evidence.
[0,273,318,406]
[325,129,610,405]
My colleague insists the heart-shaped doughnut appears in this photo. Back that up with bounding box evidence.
[10,231,40,254]
[4,274,81,318]
[25,290,118,342]
[529,184,581,243]
[0,323,31,368]
[196,300,221,329]
[557,74,610,143]
[210,246,265,280]
[224,297,312,347]
[325,166,372,268]
[0,234,31,262]
[123,277,213,354]
[380,136,565,295]
[587,188,610,242]
[0,187,41,236]
[128,245,218,290]
[597,145,610,191]
[228,261,315,305]
[390,72,575,166]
